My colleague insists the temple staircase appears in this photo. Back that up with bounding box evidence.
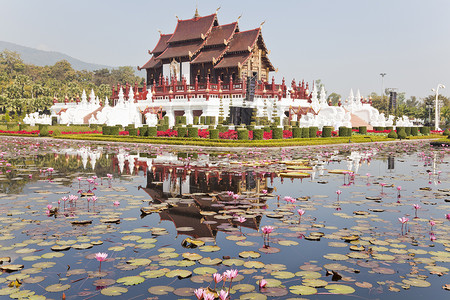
[83,106,104,124]
[349,112,372,130]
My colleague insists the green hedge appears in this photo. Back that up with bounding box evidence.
[301,127,310,138]
[388,130,398,139]
[359,126,367,134]
[411,127,419,136]
[292,127,302,138]
[209,129,219,139]
[263,126,271,133]
[157,125,169,131]
[147,127,157,137]
[397,128,407,139]
[188,127,198,138]
[178,127,188,137]
[420,126,430,135]
[405,127,411,136]
[272,127,283,139]
[39,125,49,137]
[246,125,255,131]
[102,126,110,135]
[253,128,263,140]
[128,128,138,136]
[139,127,148,136]
[443,128,450,136]
[110,126,120,135]
[193,116,199,125]
[237,129,249,140]
[386,126,394,131]
[322,126,332,138]
[309,127,318,138]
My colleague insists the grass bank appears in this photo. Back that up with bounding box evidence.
[51,134,442,147]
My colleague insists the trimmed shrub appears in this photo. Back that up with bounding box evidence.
[272,127,283,139]
[420,126,429,135]
[90,124,98,131]
[110,126,120,135]
[396,126,404,134]
[387,130,398,139]
[209,129,219,139]
[301,127,310,138]
[209,116,216,125]
[411,127,419,136]
[178,127,188,137]
[51,116,57,126]
[272,117,280,126]
[386,126,394,131]
[237,129,249,140]
[322,126,332,138]
[157,125,169,131]
[193,116,199,125]
[397,129,407,140]
[39,125,49,137]
[283,125,292,131]
[163,116,169,125]
[443,128,450,136]
[309,127,319,138]
[51,128,62,136]
[246,125,255,131]
[359,126,367,134]
[139,127,148,136]
[405,127,412,136]
[188,127,198,138]
[290,121,298,127]
[128,128,138,136]
[6,122,16,130]
[292,127,302,138]
[338,126,347,137]
[19,123,26,131]
[147,127,157,137]
[253,128,264,140]
[263,126,271,132]
[102,126,110,135]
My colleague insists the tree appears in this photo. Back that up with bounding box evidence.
[327,92,341,105]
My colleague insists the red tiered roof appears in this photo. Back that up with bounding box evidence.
[191,47,228,64]
[204,22,238,46]
[167,13,217,43]
[150,34,172,55]
[139,56,161,70]
[156,40,205,60]
[226,28,260,53]
[214,52,252,69]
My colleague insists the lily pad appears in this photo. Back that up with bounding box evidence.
[325,284,355,294]
[148,286,175,295]
[45,284,71,292]
[116,276,145,286]
[289,285,317,295]
[101,286,128,296]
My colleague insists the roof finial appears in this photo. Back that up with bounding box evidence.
[237,14,242,22]
[157,29,162,35]
[260,20,266,29]
[175,15,179,20]
[194,5,200,18]
[216,6,221,14]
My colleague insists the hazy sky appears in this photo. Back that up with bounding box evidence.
[1,0,449,100]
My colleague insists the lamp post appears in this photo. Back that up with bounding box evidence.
[380,73,387,113]
[431,84,445,130]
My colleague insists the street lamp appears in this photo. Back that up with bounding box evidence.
[431,84,445,130]
[380,73,387,113]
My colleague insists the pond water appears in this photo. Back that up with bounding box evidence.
[0,137,449,300]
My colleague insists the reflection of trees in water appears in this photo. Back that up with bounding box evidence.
[0,152,116,195]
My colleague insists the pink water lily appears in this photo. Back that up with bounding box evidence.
[446,214,450,220]
[107,173,113,179]
[232,193,240,200]
[219,290,229,300]
[261,189,268,194]
[236,216,246,223]
[430,220,436,230]
[113,201,120,206]
[95,252,108,273]
[413,204,421,218]
[399,217,409,235]
[194,288,204,300]
[284,196,296,204]
[259,279,267,288]
[262,226,274,235]
[297,209,305,216]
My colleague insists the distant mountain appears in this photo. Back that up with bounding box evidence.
[0,40,112,71]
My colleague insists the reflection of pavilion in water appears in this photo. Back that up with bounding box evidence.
[141,163,273,240]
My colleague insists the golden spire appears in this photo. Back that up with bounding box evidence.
[194,5,200,18]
